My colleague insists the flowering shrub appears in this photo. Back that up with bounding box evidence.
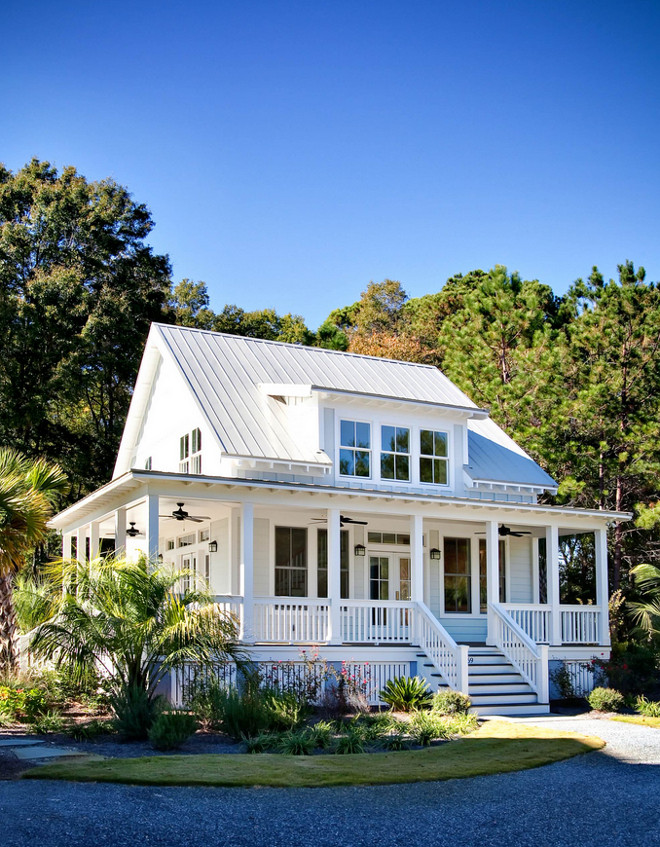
[0,685,49,722]
[590,643,659,695]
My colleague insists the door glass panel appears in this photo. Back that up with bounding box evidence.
[370,556,389,601]
[399,557,411,601]
[444,538,471,613]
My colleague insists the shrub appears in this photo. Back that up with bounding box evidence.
[334,730,365,754]
[381,733,411,751]
[550,664,576,700]
[379,676,431,712]
[276,729,316,756]
[262,688,310,731]
[0,684,50,723]
[634,695,660,718]
[244,732,280,753]
[430,690,472,715]
[31,711,67,735]
[591,643,659,695]
[409,712,450,746]
[68,719,113,741]
[309,720,335,749]
[148,710,198,750]
[587,687,625,712]
[111,685,164,740]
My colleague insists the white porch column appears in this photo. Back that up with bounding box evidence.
[410,514,424,603]
[239,503,254,643]
[595,526,610,646]
[546,525,562,645]
[145,494,160,562]
[75,528,86,564]
[327,508,342,645]
[62,533,72,561]
[89,522,100,561]
[485,520,500,646]
[114,507,127,556]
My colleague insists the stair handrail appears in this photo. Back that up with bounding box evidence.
[415,601,469,694]
[490,602,549,703]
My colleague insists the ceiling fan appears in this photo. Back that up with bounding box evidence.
[477,525,532,538]
[310,514,368,528]
[159,502,211,524]
[125,521,142,537]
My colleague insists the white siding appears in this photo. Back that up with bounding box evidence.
[209,518,230,594]
[508,537,533,602]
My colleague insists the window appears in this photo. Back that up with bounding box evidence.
[144,457,152,470]
[317,529,349,598]
[179,428,202,474]
[204,553,210,582]
[166,540,175,551]
[479,539,506,612]
[420,430,449,485]
[339,420,371,477]
[199,528,210,543]
[444,537,471,613]
[380,426,410,481]
[275,527,308,597]
[178,533,195,548]
[370,556,389,600]
[367,532,410,545]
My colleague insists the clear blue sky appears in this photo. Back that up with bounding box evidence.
[5,0,659,329]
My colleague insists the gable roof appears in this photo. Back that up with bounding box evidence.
[114,323,557,491]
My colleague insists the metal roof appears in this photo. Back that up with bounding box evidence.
[466,418,558,489]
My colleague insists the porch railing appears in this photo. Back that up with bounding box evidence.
[561,606,601,644]
[415,601,469,693]
[490,603,549,702]
[340,600,414,643]
[253,598,330,643]
[501,604,551,643]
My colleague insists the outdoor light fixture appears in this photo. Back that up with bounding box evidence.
[430,548,442,560]
[208,540,218,553]
[158,553,164,562]
[126,522,140,538]
[354,544,366,557]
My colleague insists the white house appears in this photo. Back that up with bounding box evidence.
[50,323,627,714]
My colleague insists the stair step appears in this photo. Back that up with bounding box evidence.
[467,673,522,684]
[469,656,512,666]
[469,663,516,674]
[470,703,550,717]
[469,692,539,706]
[469,683,533,695]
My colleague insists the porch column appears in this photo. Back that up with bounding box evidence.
[595,526,610,646]
[327,508,342,645]
[239,503,254,643]
[546,525,562,645]
[62,533,72,561]
[145,494,160,562]
[410,514,424,603]
[89,522,100,561]
[485,520,499,646]
[75,527,86,564]
[114,507,127,556]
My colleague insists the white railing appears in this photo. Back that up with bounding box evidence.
[253,598,330,642]
[491,603,549,702]
[343,661,413,705]
[213,595,243,618]
[415,602,469,693]
[501,604,552,643]
[561,606,601,644]
[340,600,414,643]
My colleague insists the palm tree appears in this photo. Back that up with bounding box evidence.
[0,449,67,674]
[628,563,660,644]
[31,556,246,735]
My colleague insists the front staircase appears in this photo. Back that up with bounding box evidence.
[417,644,550,717]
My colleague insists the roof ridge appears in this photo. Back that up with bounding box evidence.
[152,322,441,372]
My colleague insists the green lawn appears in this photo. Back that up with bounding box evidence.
[612,714,660,729]
[24,721,604,788]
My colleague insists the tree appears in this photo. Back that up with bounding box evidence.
[628,564,660,644]
[0,159,172,495]
[170,279,216,329]
[0,448,67,673]
[31,556,246,737]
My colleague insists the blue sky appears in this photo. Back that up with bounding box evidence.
[4,1,659,328]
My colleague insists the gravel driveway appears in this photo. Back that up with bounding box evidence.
[1,716,657,847]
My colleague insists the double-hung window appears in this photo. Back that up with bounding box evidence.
[380,426,410,481]
[275,527,308,597]
[420,429,448,485]
[339,420,371,477]
[180,427,202,474]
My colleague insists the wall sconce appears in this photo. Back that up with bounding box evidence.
[208,540,218,553]
[354,544,366,557]
[158,553,164,562]
[430,548,442,560]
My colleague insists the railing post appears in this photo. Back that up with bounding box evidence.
[457,644,470,695]
[538,644,549,703]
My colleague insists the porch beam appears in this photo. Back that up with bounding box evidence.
[239,503,254,643]
[327,508,342,645]
[485,520,499,646]
[546,525,562,645]
[595,527,610,645]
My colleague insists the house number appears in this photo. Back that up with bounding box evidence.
[468,657,474,664]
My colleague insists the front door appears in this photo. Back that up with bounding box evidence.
[369,554,411,634]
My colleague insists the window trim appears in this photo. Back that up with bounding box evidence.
[419,428,450,488]
[380,424,411,483]
[338,418,372,479]
[274,525,308,598]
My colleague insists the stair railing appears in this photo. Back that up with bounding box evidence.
[490,603,549,703]
[415,602,469,694]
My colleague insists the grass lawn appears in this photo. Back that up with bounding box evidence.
[612,715,660,729]
[24,721,604,788]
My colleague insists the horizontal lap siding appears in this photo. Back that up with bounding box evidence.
[209,518,230,594]
[438,617,487,642]
[508,537,533,603]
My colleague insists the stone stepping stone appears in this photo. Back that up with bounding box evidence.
[13,745,83,760]
[0,738,44,748]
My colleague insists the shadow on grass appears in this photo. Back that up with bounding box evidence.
[23,722,605,788]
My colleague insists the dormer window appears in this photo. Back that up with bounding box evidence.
[420,429,448,485]
[339,420,371,477]
[381,426,410,482]
[180,427,202,474]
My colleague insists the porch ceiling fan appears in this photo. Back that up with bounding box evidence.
[125,521,143,537]
[477,524,532,538]
[159,502,211,524]
[309,514,368,528]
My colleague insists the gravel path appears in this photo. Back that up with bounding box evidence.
[1,716,658,847]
